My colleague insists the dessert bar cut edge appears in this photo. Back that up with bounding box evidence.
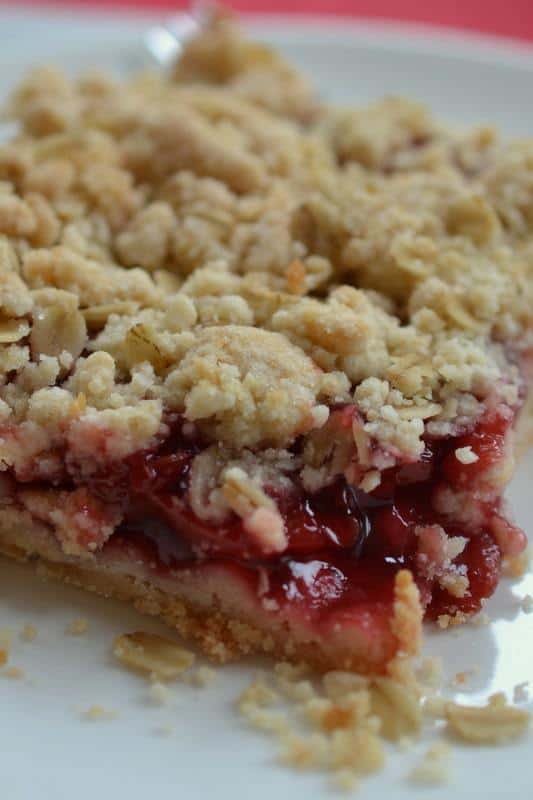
[1,390,530,674]
[0,514,422,674]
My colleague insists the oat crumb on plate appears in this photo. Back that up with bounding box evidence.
[237,650,531,788]
[408,742,452,786]
[113,631,195,680]
[330,768,360,792]
[416,656,443,689]
[190,665,217,687]
[445,693,530,743]
[80,704,118,721]
[237,656,431,786]
[470,611,491,627]
[65,617,89,636]
[20,623,38,642]
[0,628,12,665]
[147,680,173,706]
[2,665,25,679]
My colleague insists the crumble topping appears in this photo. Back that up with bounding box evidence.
[0,12,529,518]
[454,445,478,464]
[163,325,338,448]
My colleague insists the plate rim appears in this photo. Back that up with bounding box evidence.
[2,6,533,73]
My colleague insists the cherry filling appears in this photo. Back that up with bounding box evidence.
[6,403,525,630]
[70,405,524,625]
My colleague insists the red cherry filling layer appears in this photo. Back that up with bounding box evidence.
[75,405,525,625]
[5,403,524,634]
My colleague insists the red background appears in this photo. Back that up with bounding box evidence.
[7,1,533,44]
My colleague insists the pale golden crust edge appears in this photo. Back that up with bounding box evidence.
[0,520,421,674]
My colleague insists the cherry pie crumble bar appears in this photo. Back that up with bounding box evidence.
[0,13,531,673]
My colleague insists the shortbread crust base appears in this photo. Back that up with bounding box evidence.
[0,513,422,674]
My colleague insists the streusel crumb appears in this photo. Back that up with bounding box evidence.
[445,694,530,743]
[113,631,195,680]
[20,623,38,642]
[80,704,118,721]
[148,680,173,706]
[408,742,451,786]
[238,656,426,789]
[190,666,217,687]
[0,9,528,553]
[238,642,529,788]
[65,617,89,636]
[0,629,12,665]
[3,665,25,680]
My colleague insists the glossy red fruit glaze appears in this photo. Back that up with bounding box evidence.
[426,533,501,618]
[80,404,521,622]
[441,407,511,487]
[124,457,366,560]
[267,555,398,615]
[109,526,398,633]
[368,500,416,559]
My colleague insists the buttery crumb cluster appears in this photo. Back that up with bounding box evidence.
[0,15,531,558]
[237,655,529,790]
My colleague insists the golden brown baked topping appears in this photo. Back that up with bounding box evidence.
[0,13,529,483]
[0,9,531,683]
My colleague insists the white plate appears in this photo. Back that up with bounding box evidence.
[0,10,532,800]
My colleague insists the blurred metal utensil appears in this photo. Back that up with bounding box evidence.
[144,15,198,69]
[144,2,213,69]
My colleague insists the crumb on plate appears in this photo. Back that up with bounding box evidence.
[80,704,118,721]
[445,693,530,743]
[66,617,89,636]
[190,665,217,687]
[20,623,38,642]
[408,742,451,786]
[113,631,195,680]
[0,628,12,665]
[148,680,173,706]
[2,665,25,679]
